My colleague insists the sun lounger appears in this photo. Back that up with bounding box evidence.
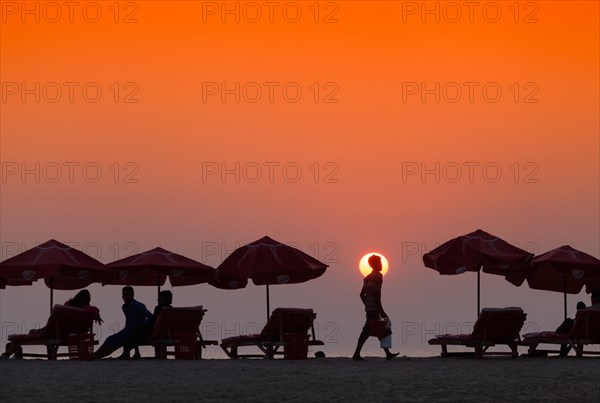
[8,304,98,360]
[520,308,600,358]
[428,307,527,358]
[144,306,217,359]
[220,308,324,359]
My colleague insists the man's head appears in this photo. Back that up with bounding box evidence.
[368,254,382,272]
[158,290,173,307]
[592,289,600,306]
[122,286,134,304]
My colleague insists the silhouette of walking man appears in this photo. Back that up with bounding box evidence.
[352,254,399,361]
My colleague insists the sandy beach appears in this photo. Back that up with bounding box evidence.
[1,356,599,402]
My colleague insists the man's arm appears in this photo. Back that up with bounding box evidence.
[377,293,388,319]
[138,303,153,321]
[359,284,367,303]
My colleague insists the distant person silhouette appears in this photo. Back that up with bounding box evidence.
[554,290,600,356]
[352,254,399,361]
[556,301,587,335]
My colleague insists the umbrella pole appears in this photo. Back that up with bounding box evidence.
[266,284,270,321]
[477,270,480,316]
[50,277,54,313]
[563,277,567,321]
[158,273,161,296]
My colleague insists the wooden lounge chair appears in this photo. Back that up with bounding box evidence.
[9,304,98,360]
[220,308,324,359]
[144,306,217,359]
[520,308,600,358]
[428,307,527,358]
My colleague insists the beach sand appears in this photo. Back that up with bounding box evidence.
[1,356,599,402]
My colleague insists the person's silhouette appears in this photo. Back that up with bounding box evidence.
[93,286,152,359]
[352,254,399,361]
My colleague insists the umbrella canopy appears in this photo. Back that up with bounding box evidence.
[210,236,328,318]
[0,239,111,290]
[508,245,600,319]
[527,245,600,292]
[0,276,32,289]
[105,247,215,288]
[423,229,533,315]
[423,229,533,276]
[0,239,112,310]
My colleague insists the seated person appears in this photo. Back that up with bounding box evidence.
[555,301,587,335]
[0,289,102,359]
[554,290,600,356]
[129,290,173,359]
[93,286,152,359]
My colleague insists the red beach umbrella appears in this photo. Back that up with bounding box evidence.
[210,236,328,319]
[0,239,112,310]
[105,247,215,292]
[423,229,533,315]
[512,245,600,319]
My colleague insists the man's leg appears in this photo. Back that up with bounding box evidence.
[383,348,399,360]
[93,341,118,359]
[352,321,370,361]
[93,332,126,359]
[117,346,132,359]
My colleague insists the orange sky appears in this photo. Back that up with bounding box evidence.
[1,1,599,356]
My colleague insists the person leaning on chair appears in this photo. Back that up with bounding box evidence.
[555,301,587,335]
[554,289,600,356]
[129,290,173,359]
[556,290,600,334]
[352,254,399,361]
[0,289,102,359]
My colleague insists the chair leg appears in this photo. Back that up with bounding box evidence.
[510,343,518,358]
[220,345,235,359]
[14,344,23,359]
[575,344,583,358]
[154,345,167,359]
[195,342,202,360]
[47,345,58,360]
[527,343,538,354]
[474,345,483,359]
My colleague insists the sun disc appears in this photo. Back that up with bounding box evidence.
[359,252,389,277]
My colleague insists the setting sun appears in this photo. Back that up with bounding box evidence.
[359,253,389,277]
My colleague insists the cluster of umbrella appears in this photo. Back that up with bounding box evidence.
[3,230,598,322]
[0,236,328,319]
[423,229,600,319]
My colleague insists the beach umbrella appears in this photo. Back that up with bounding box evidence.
[104,247,215,293]
[0,239,112,310]
[209,236,328,320]
[423,229,533,316]
[507,245,600,320]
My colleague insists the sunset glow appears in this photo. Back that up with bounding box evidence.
[359,253,389,277]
